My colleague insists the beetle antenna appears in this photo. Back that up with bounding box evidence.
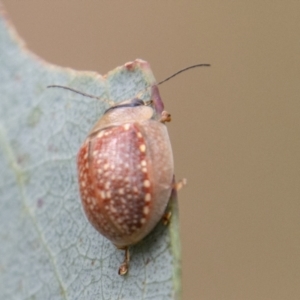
[47,85,99,99]
[47,85,114,106]
[157,63,210,86]
[48,63,210,104]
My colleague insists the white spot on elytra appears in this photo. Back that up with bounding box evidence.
[143,180,150,188]
[143,206,150,215]
[142,167,147,173]
[97,131,104,138]
[139,144,146,152]
[104,163,109,170]
[141,160,147,167]
[141,218,146,224]
[124,123,130,130]
[145,193,151,202]
[101,191,106,199]
[137,132,142,138]
[118,188,124,195]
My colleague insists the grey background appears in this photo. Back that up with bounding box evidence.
[2,1,300,299]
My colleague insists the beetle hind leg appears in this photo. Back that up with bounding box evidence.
[162,211,172,226]
[118,247,130,276]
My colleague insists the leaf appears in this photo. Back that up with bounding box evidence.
[0,10,181,300]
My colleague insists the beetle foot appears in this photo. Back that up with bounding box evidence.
[160,111,171,123]
[118,247,130,276]
[174,178,187,191]
[118,262,129,276]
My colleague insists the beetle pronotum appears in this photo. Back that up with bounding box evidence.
[48,62,210,275]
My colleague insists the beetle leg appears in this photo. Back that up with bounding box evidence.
[160,111,171,123]
[162,211,172,225]
[162,178,187,226]
[173,178,187,191]
[118,247,130,276]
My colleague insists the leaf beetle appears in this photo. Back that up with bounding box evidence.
[48,61,210,275]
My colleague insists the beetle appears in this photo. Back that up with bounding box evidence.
[48,62,210,275]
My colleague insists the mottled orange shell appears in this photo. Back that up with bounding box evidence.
[77,114,174,248]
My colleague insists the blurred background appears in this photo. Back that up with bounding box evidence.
[1,1,299,299]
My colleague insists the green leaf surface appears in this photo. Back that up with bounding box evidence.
[0,10,181,300]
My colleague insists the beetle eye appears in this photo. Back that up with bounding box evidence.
[130,98,145,106]
[104,98,146,114]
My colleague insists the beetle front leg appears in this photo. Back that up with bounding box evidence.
[160,111,171,123]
